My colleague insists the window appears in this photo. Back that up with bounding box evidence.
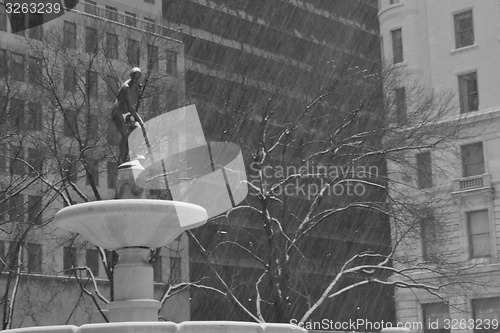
[64,65,76,93]
[454,10,474,49]
[107,122,120,146]
[11,52,25,81]
[86,249,99,277]
[380,35,385,62]
[105,6,117,21]
[6,241,21,265]
[0,144,5,172]
[420,209,438,262]
[28,148,43,174]
[150,94,159,114]
[458,72,478,113]
[63,109,78,137]
[0,192,7,223]
[63,246,77,274]
[0,95,6,113]
[153,255,162,282]
[468,210,491,258]
[169,256,181,283]
[166,50,177,75]
[85,27,98,54]
[11,13,26,35]
[166,89,178,111]
[87,113,98,139]
[147,44,158,70]
[10,145,24,175]
[104,249,118,267]
[0,193,5,222]
[472,298,500,333]
[27,243,42,273]
[87,71,98,98]
[63,21,76,49]
[105,33,118,59]
[28,102,42,131]
[422,302,450,333]
[416,151,432,189]
[27,195,42,225]
[125,12,137,27]
[8,193,23,223]
[389,0,400,4]
[28,56,43,84]
[84,0,97,15]
[127,39,140,66]
[461,142,484,177]
[10,98,25,130]
[63,155,77,183]
[391,28,403,64]
[0,96,6,123]
[86,160,99,186]
[107,161,117,189]
[144,17,155,33]
[394,87,406,125]
[0,241,4,260]
[28,13,43,40]
[0,4,7,31]
[105,75,118,101]
[0,195,5,225]
[0,49,7,77]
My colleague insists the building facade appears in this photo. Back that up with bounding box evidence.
[379,0,500,330]
[0,0,188,327]
[158,0,395,324]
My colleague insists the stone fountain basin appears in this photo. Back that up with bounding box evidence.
[54,200,208,250]
[4,321,306,333]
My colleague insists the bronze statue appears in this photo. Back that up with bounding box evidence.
[111,67,143,163]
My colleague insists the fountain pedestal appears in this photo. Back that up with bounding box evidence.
[53,198,206,323]
[52,163,209,322]
[106,247,160,322]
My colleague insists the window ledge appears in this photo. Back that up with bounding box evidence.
[469,257,492,265]
[450,44,478,55]
[391,61,407,69]
[417,185,434,192]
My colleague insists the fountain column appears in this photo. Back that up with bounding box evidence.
[106,246,160,322]
[105,160,161,322]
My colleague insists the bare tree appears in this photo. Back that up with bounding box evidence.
[181,53,483,325]
[0,63,71,328]
[0,11,188,327]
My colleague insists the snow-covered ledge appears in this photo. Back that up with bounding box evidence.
[3,321,306,333]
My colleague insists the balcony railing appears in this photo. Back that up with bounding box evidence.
[452,173,491,193]
[459,176,483,189]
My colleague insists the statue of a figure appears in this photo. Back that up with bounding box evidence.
[111,67,143,164]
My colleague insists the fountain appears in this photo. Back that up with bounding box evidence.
[4,106,306,333]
